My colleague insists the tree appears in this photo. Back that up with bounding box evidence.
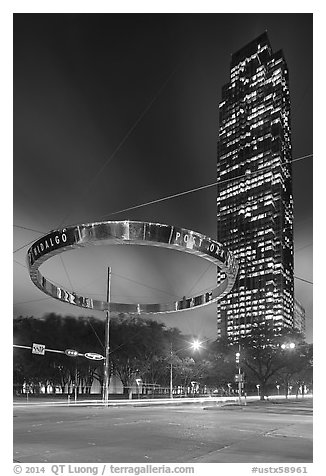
[275,342,313,397]
[13,314,105,394]
[109,315,169,396]
[238,324,307,400]
[202,338,237,393]
[14,313,221,399]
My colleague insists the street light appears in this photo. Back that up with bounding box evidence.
[281,342,296,399]
[170,339,202,399]
[191,340,202,351]
[281,342,296,350]
[235,348,242,404]
[256,384,260,397]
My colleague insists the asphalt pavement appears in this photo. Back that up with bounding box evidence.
[13,398,313,463]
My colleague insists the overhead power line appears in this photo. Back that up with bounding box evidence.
[13,153,313,254]
[111,272,179,299]
[97,153,313,220]
[294,275,313,285]
[13,259,27,269]
[14,297,51,306]
[13,238,42,254]
[295,243,313,253]
[59,255,75,292]
[13,225,45,234]
[57,53,188,229]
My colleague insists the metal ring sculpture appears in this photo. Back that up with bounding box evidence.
[27,221,238,314]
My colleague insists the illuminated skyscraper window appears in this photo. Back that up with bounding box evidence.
[217,33,294,341]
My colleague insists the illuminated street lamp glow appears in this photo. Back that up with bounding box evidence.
[170,338,201,398]
[191,340,201,351]
[281,343,296,350]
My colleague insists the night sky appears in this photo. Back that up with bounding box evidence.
[13,13,313,342]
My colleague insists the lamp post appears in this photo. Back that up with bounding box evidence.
[281,342,295,399]
[235,347,241,404]
[102,267,112,405]
[74,357,78,403]
[169,339,201,399]
[256,384,260,397]
[170,342,173,399]
[276,384,280,396]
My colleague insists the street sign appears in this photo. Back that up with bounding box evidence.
[234,374,244,383]
[84,352,105,361]
[32,343,45,355]
[65,349,79,357]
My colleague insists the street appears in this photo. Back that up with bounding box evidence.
[13,398,313,463]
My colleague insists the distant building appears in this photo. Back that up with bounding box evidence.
[293,298,306,336]
[216,33,294,341]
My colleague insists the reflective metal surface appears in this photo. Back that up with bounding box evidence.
[27,221,238,314]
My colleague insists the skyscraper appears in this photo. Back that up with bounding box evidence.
[216,32,294,341]
[293,298,306,337]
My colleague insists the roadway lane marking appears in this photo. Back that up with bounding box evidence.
[113,419,152,426]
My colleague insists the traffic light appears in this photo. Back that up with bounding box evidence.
[235,352,240,365]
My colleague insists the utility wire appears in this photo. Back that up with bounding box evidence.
[111,272,179,299]
[294,275,313,285]
[14,297,52,306]
[13,258,181,302]
[100,182,219,219]
[13,238,41,254]
[59,255,75,292]
[96,153,313,220]
[58,55,187,229]
[13,225,45,234]
[21,234,104,349]
[13,152,312,253]
[87,319,105,351]
[13,152,313,239]
[13,259,27,269]
[13,153,313,321]
[185,262,215,297]
[58,254,105,350]
[295,243,312,253]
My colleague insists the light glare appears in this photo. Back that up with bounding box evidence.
[192,340,201,351]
